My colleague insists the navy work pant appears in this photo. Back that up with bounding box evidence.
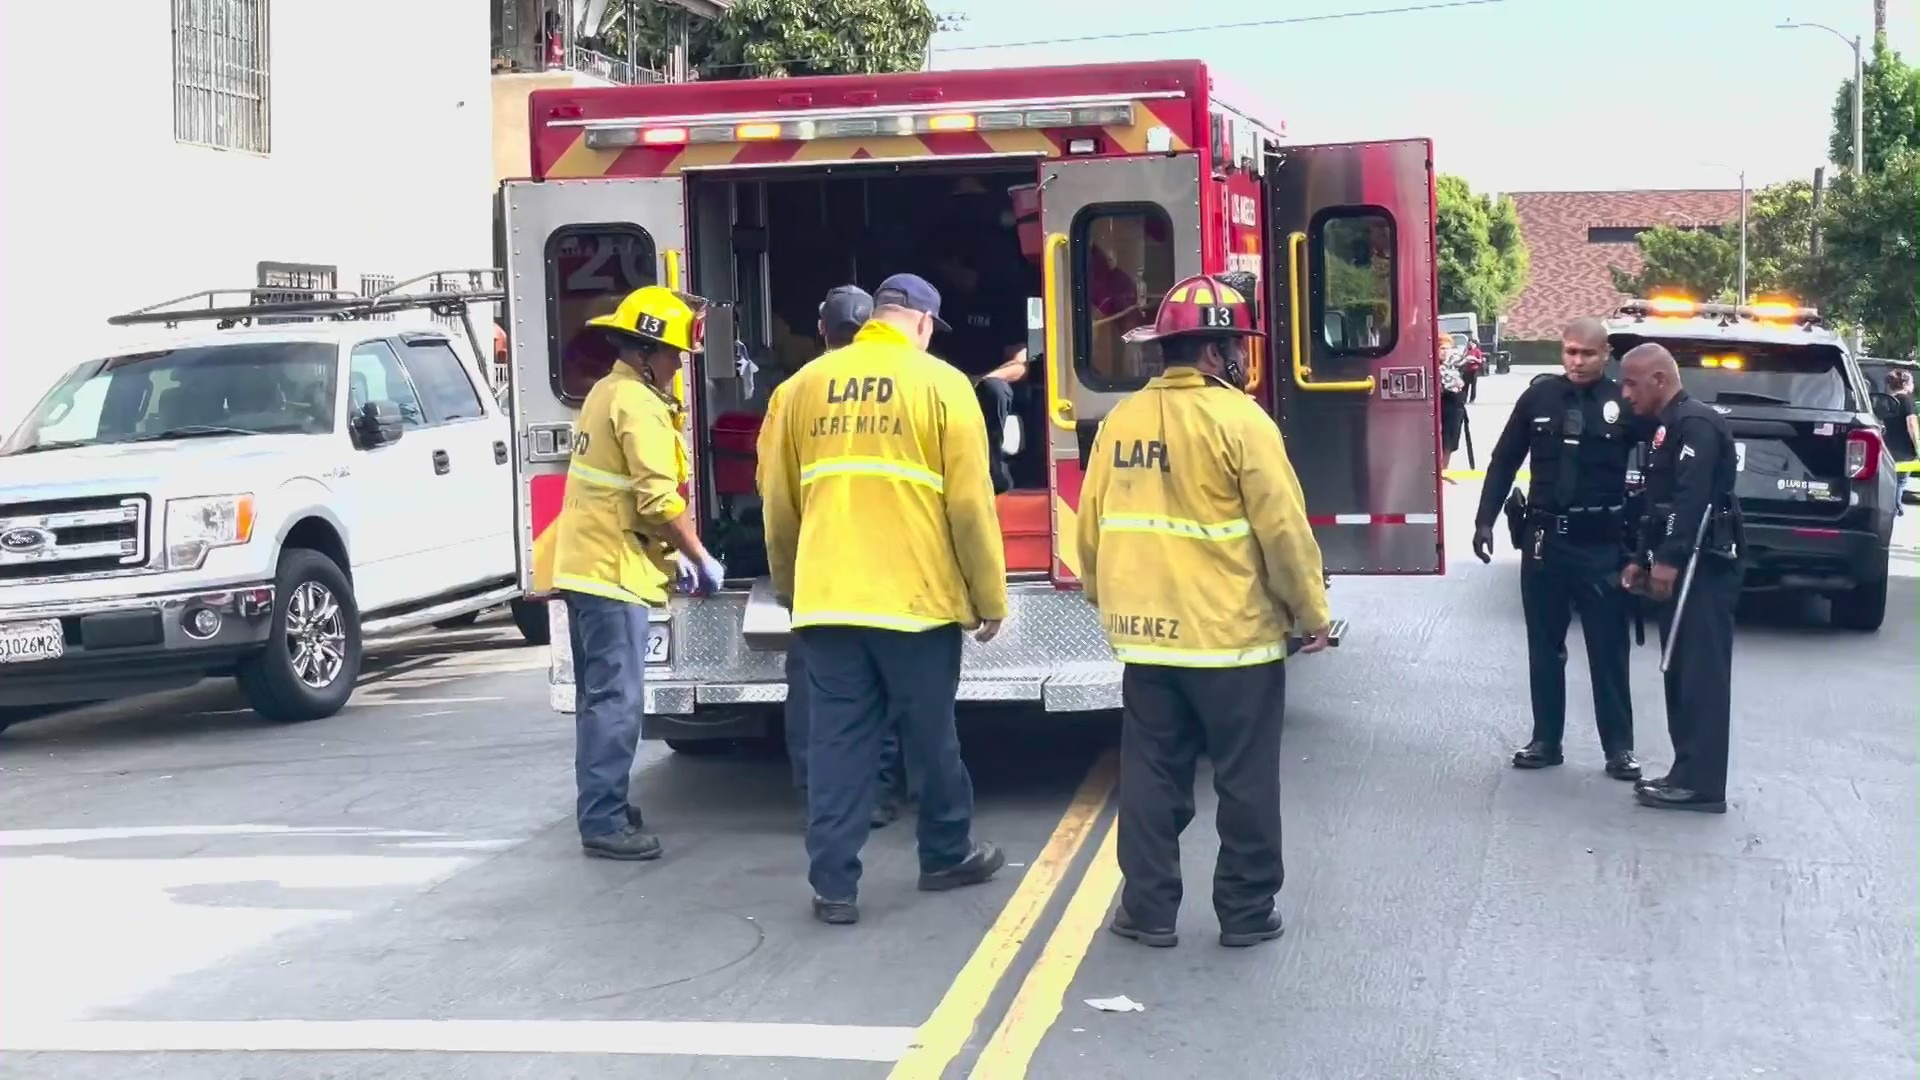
[1657,560,1739,800]
[799,624,975,902]
[784,639,907,806]
[563,591,647,840]
[1117,660,1287,931]
[976,376,1014,495]
[1519,539,1634,754]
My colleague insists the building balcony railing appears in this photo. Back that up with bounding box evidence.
[492,41,665,86]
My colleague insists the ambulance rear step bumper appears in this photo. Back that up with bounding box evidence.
[546,586,1343,716]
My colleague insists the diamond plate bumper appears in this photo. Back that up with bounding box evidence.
[546,587,1345,717]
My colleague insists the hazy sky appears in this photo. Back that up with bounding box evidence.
[931,0,1916,195]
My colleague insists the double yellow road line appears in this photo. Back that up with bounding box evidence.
[888,749,1125,1080]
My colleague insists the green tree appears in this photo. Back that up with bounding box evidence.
[1810,149,1920,357]
[1434,175,1529,321]
[1743,180,1819,300]
[1609,225,1738,301]
[611,0,935,79]
[1829,36,1920,174]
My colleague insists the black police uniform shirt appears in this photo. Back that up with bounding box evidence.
[934,240,1036,381]
[1641,390,1741,568]
[1474,373,1649,529]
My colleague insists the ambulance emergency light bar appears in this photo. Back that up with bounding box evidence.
[576,93,1154,150]
[1617,296,1824,328]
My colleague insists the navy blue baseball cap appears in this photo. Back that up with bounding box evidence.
[873,273,952,332]
[819,285,873,346]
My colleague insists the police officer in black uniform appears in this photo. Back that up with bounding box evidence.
[1618,342,1743,814]
[1472,317,1644,780]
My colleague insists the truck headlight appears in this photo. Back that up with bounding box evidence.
[165,494,256,570]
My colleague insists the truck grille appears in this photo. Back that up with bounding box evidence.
[0,496,150,581]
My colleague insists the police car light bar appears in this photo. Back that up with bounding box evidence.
[580,97,1140,151]
[1616,297,1823,328]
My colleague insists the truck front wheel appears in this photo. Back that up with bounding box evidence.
[238,549,363,723]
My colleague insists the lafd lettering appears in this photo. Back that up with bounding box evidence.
[826,376,895,404]
[1113,439,1170,472]
[1107,612,1181,640]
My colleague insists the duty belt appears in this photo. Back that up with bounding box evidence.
[1529,504,1623,543]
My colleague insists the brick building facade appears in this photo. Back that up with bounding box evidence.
[1503,189,1743,360]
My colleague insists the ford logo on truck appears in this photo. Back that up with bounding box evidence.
[0,526,54,554]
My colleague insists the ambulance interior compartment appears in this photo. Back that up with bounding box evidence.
[684,164,1051,578]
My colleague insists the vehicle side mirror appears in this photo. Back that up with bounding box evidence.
[352,400,405,448]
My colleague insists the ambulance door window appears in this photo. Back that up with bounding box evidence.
[545,224,657,404]
[1072,204,1176,391]
[1311,208,1397,357]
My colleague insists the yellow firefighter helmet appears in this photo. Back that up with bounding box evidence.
[586,285,707,353]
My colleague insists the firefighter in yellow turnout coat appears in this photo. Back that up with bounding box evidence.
[1077,273,1332,949]
[553,285,726,862]
[760,273,1009,925]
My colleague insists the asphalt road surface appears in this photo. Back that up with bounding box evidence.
[3,380,1915,1080]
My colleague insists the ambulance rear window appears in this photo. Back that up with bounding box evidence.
[545,224,658,403]
[1073,204,1176,391]
[1312,208,1397,357]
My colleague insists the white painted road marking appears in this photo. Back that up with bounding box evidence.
[3,1020,919,1062]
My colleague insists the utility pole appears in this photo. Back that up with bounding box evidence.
[1810,166,1825,259]
[1737,168,1748,305]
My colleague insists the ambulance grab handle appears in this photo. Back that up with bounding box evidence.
[1287,231,1377,394]
[1042,232,1075,431]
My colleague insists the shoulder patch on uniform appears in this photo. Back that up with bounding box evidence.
[1530,372,1557,387]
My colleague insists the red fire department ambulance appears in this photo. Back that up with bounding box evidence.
[501,59,1445,750]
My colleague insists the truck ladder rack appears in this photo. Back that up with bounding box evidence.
[107,269,506,330]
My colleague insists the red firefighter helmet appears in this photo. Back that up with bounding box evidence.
[1122,273,1260,344]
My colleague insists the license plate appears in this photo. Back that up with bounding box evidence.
[644,624,670,665]
[0,618,64,664]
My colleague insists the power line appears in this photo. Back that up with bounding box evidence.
[935,0,1508,53]
[694,0,1504,72]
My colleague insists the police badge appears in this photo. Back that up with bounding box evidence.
[1602,400,1620,425]
[1652,425,1666,449]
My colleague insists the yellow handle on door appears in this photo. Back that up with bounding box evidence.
[1288,231,1378,394]
[1042,232,1075,431]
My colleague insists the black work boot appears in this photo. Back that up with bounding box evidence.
[1604,751,1642,781]
[918,841,1006,892]
[581,824,663,861]
[1511,741,1564,769]
[1635,786,1727,814]
[1219,911,1286,948]
[1635,772,1673,794]
[812,896,859,925]
[1109,908,1177,948]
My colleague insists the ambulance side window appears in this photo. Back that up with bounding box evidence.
[1311,208,1397,357]
[546,224,658,404]
[1072,204,1176,392]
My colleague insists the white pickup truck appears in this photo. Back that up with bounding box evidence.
[0,277,538,728]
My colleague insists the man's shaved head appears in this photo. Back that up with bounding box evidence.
[1560,317,1611,384]
[1564,317,1608,348]
[1619,342,1682,417]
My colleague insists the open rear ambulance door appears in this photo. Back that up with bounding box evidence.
[1265,139,1444,575]
[1039,157,1203,584]
[501,177,688,595]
